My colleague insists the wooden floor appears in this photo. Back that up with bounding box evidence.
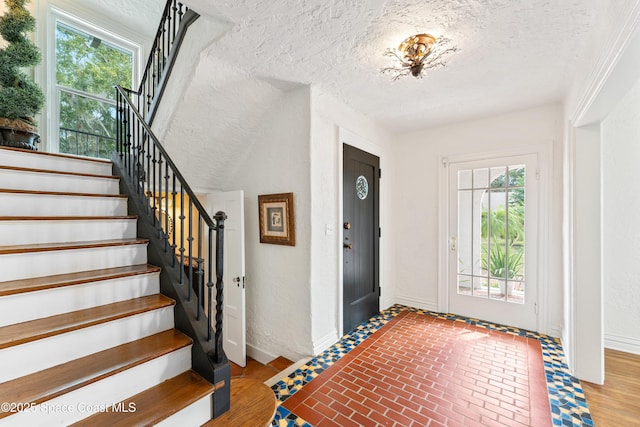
[230,356,293,382]
[202,357,293,427]
[582,349,640,427]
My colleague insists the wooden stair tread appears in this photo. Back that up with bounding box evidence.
[0,329,192,419]
[0,294,174,350]
[0,264,160,297]
[202,378,276,427]
[0,164,119,180]
[70,370,214,427]
[0,238,148,255]
[0,145,111,164]
[0,188,126,198]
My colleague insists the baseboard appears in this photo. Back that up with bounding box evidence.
[312,329,339,355]
[605,333,640,355]
[246,342,279,365]
[380,296,394,311]
[548,325,563,339]
[394,295,439,312]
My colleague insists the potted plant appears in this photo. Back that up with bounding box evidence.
[0,0,45,150]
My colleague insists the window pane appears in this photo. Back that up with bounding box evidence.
[487,189,507,279]
[490,167,506,188]
[473,276,488,298]
[458,190,473,275]
[56,22,132,99]
[59,91,116,158]
[458,170,472,190]
[490,279,505,301]
[508,165,525,187]
[458,275,472,296]
[508,280,525,304]
[475,190,488,275]
[508,189,525,281]
[473,168,488,189]
[455,162,529,306]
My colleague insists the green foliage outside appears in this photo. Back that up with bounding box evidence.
[482,242,524,279]
[0,0,45,127]
[56,22,132,157]
[481,167,525,283]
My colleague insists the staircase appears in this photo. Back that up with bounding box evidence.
[0,146,217,426]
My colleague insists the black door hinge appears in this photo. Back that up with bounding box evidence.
[379,168,382,179]
[379,227,381,238]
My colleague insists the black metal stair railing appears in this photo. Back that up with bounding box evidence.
[128,0,199,124]
[117,83,226,352]
[114,85,230,416]
[109,0,230,418]
[59,127,116,159]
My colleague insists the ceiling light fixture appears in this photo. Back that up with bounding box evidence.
[382,33,457,80]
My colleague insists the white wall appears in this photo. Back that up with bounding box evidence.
[562,0,640,381]
[571,124,605,383]
[392,104,564,336]
[223,86,313,363]
[309,88,393,353]
[602,76,640,355]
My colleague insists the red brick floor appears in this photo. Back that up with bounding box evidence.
[282,311,551,427]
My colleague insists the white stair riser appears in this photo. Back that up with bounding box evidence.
[0,193,127,216]
[155,395,212,427]
[0,307,174,383]
[0,149,112,175]
[0,169,119,195]
[0,244,148,282]
[0,272,160,327]
[0,346,191,426]
[0,219,137,246]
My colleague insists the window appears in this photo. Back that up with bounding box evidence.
[49,9,140,159]
[456,165,526,303]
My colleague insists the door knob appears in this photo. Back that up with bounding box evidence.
[344,222,351,230]
[343,243,353,249]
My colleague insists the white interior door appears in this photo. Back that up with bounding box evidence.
[448,155,539,331]
[209,190,246,367]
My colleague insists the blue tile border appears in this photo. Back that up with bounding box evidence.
[270,305,593,427]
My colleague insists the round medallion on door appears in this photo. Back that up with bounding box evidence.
[356,175,369,200]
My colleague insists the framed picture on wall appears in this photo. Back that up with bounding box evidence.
[258,192,295,246]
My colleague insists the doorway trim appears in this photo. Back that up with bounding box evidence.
[563,1,640,383]
[337,127,386,338]
[438,145,553,335]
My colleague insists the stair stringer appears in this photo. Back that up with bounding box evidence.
[112,156,231,418]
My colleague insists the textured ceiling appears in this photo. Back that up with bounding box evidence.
[95,0,609,132]
[194,0,606,132]
[79,0,164,37]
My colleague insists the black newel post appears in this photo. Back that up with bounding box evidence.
[213,211,227,363]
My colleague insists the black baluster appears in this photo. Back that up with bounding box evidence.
[195,215,203,306]
[164,161,170,251]
[125,103,131,171]
[157,153,164,240]
[116,92,120,155]
[188,199,194,304]
[206,226,213,332]
[171,174,177,265]
[145,134,151,215]
[172,0,177,39]
[179,186,185,283]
